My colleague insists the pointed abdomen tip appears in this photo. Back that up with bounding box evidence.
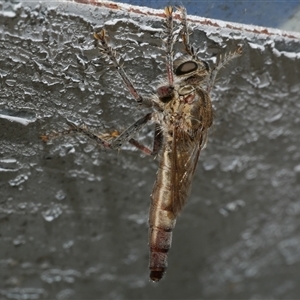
[150,270,165,282]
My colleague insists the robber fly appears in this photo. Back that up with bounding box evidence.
[42,6,241,282]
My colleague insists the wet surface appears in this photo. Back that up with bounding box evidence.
[1,1,300,299]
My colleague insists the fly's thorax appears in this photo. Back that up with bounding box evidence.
[160,86,210,132]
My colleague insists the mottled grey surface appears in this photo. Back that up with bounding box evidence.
[1,1,300,300]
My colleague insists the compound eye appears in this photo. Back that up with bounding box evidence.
[175,61,198,76]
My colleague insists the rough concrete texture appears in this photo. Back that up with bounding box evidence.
[1,1,300,299]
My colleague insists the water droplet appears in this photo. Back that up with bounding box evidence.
[18,203,27,210]
[278,237,300,265]
[202,156,218,171]
[9,173,29,186]
[268,127,284,139]
[123,251,139,265]
[245,168,257,180]
[245,266,258,277]
[2,288,46,300]
[42,205,62,222]
[84,143,96,153]
[264,106,283,123]
[55,190,66,201]
[5,79,16,86]
[0,108,37,126]
[219,208,229,217]
[220,156,239,172]
[225,199,245,212]
[219,200,245,217]
[271,168,294,187]
[13,235,25,246]
[127,213,147,225]
[41,269,81,284]
[57,289,75,300]
[0,158,20,172]
[294,164,300,173]
[63,240,74,249]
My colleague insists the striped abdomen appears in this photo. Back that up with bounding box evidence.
[148,148,177,282]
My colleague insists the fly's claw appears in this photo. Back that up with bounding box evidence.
[98,129,120,142]
[176,6,186,14]
[164,6,173,17]
[235,45,243,56]
[94,29,110,56]
[226,45,243,61]
[94,29,107,43]
[94,29,121,66]
[40,134,51,142]
[164,6,174,31]
[40,131,67,143]
[220,46,243,66]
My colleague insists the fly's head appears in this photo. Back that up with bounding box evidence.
[157,58,209,106]
[174,57,209,95]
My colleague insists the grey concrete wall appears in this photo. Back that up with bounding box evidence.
[1,1,300,299]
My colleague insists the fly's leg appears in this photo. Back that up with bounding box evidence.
[178,6,242,93]
[94,30,149,107]
[178,6,196,59]
[41,122,112,148]
[206,46,242,93]
[156,6,176,102]
[68,113,153,154]
[112,116,163,156]
[178,5,207,64]
[42,113,160,156]
[163,6,175,86]
[110,113,152,150]
[130,124,163,156]
[178,6,210,77]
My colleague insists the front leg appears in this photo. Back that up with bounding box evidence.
[206,46,242,93]
[94,30,150,107]
[162,6,175,86]
[177,6,242,93]
[178,6,195,58]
